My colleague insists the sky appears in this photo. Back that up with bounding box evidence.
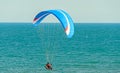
[0,0,120,23]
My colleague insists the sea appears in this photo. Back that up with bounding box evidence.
[0,23,120,73]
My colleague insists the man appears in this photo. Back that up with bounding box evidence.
[45,62,52,70]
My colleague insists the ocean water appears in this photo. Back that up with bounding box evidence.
[0,23,120,73]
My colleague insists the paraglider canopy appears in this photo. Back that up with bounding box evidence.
[33,9,74,38]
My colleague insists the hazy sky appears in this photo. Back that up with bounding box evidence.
[0,0,120,23]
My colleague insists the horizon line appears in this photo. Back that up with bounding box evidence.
[0,22,120,24]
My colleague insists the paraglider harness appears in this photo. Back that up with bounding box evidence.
[45,62,52,70]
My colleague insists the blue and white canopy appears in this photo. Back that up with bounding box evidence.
[33,9,74,38]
